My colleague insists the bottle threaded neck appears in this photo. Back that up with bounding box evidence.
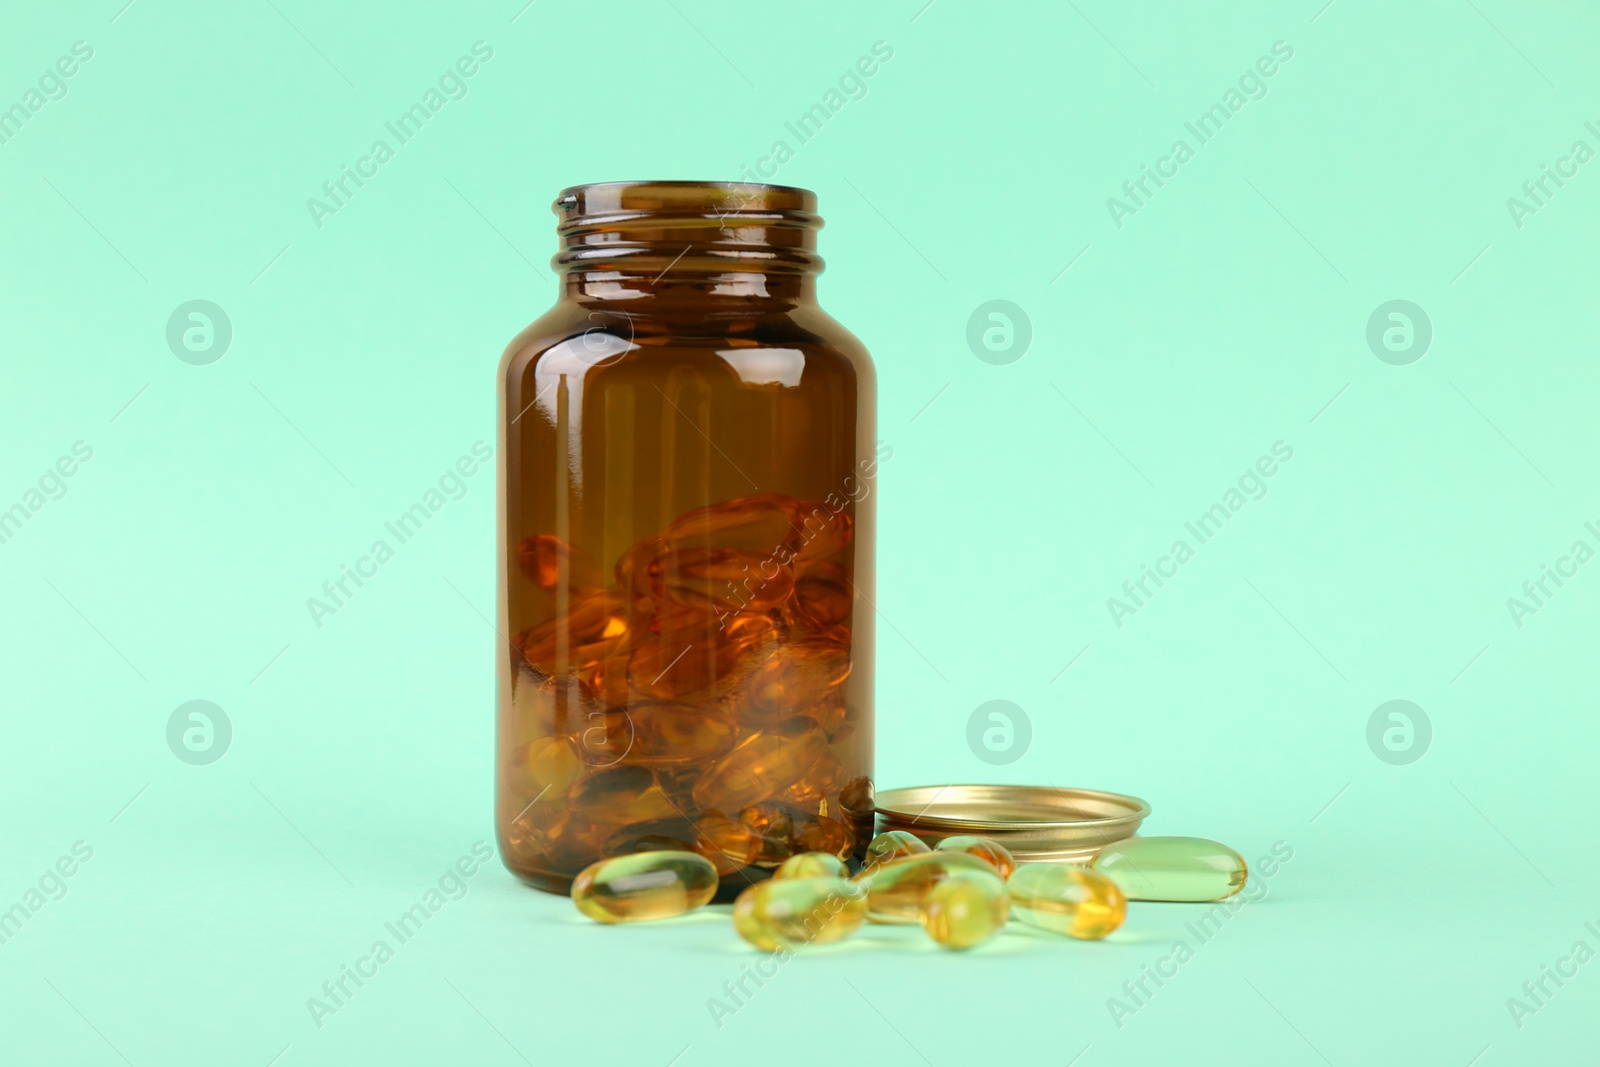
[553,181,824,281]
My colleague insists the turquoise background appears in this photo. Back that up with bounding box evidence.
[2,0,1597,1063]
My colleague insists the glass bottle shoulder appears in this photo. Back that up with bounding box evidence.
[500,301,874,396]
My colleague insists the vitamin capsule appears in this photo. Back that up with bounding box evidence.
[921,869,1009,951]
[570,850,718,923]
[569,708,632,767]
[629,701,737,763]
[517,735,582,796]
[838,776,875,818]
[720,801,853,866]
[786,562,854,631]
[864,830,931,869]
[513,670,602,737]
[666,493,803,555]
[714,608,785,649]
[537,813,615,873]
[507,663,548,746]
[649,547,795,614]
[698,809,771,871]
[627,613,775,699]
[835,777,875,846]
[789,809,854,860]
[1008,863,1127,940]
[791,500,853,563]
[692,717,829,813]
[579,653,633,708]
[727,803,796,865]
[1091,836,1248,902]
[592,702,737,766]
[627,636,715,699]
[776,749,847,809]
[739,637,852,721]
[857,851,996,923]
[568,765,678,828]
[517,591,629,675]
[614,536,667,609]
[774,852,850,880]
[933,835,1017,879]
[516,533,602,591]
[732,876,868,951]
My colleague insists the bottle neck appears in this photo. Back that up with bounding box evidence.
[561,270,816,306]
[553,181,823,310]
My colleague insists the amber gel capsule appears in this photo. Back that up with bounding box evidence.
[934,835,1016,879]
[774,852,850,881]
[570,851,718,923]
[857,851,997,923]
[863,830,931,870]
[1091,836,1247,902]
[733,877,868,951]
[1008,863,1126,940]
[921,869,1009,951]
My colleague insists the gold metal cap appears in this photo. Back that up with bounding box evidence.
[874,785,1151,862]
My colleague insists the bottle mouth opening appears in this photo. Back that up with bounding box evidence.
[553,181,823,277]
[555,180,819,223]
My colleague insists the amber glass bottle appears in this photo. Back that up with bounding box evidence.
[496,182,878,896]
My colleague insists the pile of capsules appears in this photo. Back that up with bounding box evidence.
[504,493,872,881]
[569,830,1248,952]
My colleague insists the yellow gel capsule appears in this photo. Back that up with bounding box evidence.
[570,850,718,923]
[509,735,581,798]
[692,718,829,813]
[857,851,997,923]
[863,830,931,870]
[570,765,678,829]
[1090,836,1248,902]
[921,870,1009,951]
[933,835,1016,879]
[1008,863,1127,940]
[774,852,850,880]
[732,877,868,951]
